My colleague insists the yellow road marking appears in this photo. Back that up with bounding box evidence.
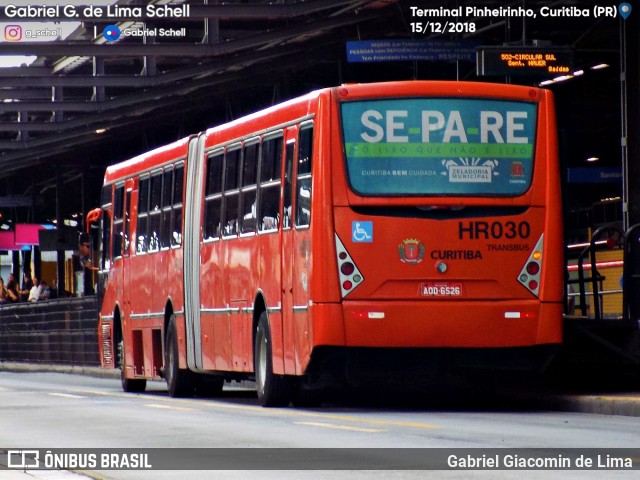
[76,388,440,431]
[144,403,197,412]
[295,421,384,433]
[48,393,87,399]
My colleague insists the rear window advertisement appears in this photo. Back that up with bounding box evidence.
[341,98,537,196]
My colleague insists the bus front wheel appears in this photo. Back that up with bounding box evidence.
[165,314,195,397]
[254,312,292,407]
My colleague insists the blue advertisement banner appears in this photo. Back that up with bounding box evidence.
[566,167,622,184]
[346,39,478,63]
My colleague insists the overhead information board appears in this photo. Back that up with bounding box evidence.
[347,39,477,63]
[477,47,574,76]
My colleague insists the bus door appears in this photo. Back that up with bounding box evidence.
[122,181,133,325]
[282,123,313,375]
[111,183,126,313]
[281,132,297,374]
[184,134,206,371]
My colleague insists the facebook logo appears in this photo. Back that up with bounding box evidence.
[352,221,373,243]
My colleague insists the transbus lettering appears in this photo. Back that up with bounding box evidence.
[360,109,529,144]
[458,221,531,240]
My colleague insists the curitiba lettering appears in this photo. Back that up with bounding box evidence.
[459,221,531,240]
[431,250,482,260]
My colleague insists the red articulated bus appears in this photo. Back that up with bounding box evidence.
[92,81,563,406]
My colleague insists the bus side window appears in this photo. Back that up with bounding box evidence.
[283,141,295,230]
[258,134,283,232]
[240,140,259,234]
[113,184,124,259]
[172,163,184,246]
[148,172,162,252]
[296,125,313,228]
[124,189,132,256]
[137,176,149,254]
[204,153,223,240]
[160,167,173,249]
[223,147,241,237]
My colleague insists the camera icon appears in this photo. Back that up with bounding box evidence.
[4,25,23,42]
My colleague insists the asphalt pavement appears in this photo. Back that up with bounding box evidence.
[1,361,639,480]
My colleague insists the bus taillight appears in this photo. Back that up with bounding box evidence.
[526,262,540,275]
[518,234,544,297]
[335,234,364,298]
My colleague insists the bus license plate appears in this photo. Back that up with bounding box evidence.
[421,282,463,297]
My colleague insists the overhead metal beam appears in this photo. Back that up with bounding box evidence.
[0,75,153,88]
[0,90,51,100]
[0,102,102,112]
[0,66,52,77]
[0,43,250,56]
[0,10,372,89]
[0,48,333,168]
[0,0,394,175]
[0,44,307,131]
[0,40,302,92]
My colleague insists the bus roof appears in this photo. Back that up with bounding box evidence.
[203,89,325,138]
[335,80,544,101]
[101,80,547,185]
[104,135,192,185]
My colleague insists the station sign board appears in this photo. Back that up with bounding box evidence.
[567,167,622,184]
[347,39,477,63]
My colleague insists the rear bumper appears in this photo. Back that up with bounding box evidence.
[311,300,562,348]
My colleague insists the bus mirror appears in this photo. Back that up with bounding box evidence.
[86,208,102,231]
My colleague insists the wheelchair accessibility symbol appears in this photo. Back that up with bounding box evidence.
[352,221,373,242]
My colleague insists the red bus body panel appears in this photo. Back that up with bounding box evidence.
[96,81,563,385]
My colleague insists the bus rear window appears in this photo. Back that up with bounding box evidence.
[341,98,537,196]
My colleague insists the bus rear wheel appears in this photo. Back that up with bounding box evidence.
[165,314,195,397]
[255,312,292,407]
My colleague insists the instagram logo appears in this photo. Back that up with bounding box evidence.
[4,25,22,41]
